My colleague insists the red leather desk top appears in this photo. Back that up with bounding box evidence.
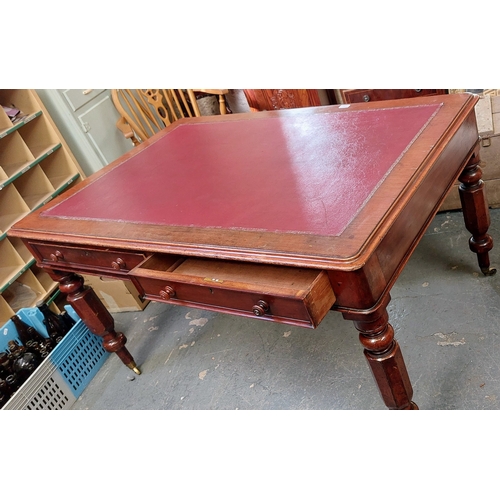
[43,104,441,237]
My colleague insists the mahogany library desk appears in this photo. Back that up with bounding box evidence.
[9,93,495,410]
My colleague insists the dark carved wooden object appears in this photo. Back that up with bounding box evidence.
[243,89,324,111]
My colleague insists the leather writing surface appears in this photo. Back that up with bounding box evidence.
[43,104,441,236]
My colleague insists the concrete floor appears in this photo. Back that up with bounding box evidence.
[71,208,500,410]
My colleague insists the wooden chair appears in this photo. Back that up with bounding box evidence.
[111,89,229,146]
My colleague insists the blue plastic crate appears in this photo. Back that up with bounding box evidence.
[51,319,109,398]
[1,305,109,410]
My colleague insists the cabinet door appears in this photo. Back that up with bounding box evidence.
[74,93,133,166]
[36,90,133,176]
[61,90,133,167]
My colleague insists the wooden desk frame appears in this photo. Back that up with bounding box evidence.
[9,94,495,410]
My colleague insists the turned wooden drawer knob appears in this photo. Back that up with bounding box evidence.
[159,286,176,300]
[50,250,64,261]
[252,300,269,317]
[111,258,126,270]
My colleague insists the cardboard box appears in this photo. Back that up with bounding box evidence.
[83,274,149,313]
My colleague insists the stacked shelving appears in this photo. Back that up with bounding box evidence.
[0,90,85,324]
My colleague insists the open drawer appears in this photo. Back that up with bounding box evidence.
[130,254,336,328]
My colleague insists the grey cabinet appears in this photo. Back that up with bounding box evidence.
[36,89,133,177]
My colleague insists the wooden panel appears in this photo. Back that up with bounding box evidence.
[243,89,323,111]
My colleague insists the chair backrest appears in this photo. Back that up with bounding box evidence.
[112,89,228,146]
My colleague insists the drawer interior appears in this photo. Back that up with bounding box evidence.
[133,254,327,295]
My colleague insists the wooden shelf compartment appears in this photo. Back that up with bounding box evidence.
[30,265,57,295]
[0,237,26,292]
[12,165,54,211]
[0,131,36,181]
[2,267,47,313]
[0,90,86,321]
[0,294,15,325]
[9,236,35,265]
[0,111,42,140]
[0,183,30,236]
[0,89,43,138]
[0,104,13,132]
[0,89,41,117]
[49,291,63,315]
[39,147,81,191]
[16,113,60,159]
[0,277,59,325]
[0,136,63,192]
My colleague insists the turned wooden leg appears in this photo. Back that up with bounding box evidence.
[459,149,496,276]
[49,271,140,374]
[343,297,417,410]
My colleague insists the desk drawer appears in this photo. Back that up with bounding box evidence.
[130,255,336,328]
[340,89,446,103]
[30,242,147,275]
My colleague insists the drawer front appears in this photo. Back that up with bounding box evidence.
[135,275,317,325]
[342,89,446,103]
[62,89,106,111]
[130,256,336,328]
[29,242,147,275]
